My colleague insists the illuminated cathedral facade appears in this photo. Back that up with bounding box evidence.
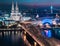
[10,2,22,21]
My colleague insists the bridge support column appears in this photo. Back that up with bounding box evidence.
[0,32,2,36]
[34,41,37,46]
[23,31,26,41]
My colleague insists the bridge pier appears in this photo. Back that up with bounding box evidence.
[0,32,2,36]
[23,31,26,41]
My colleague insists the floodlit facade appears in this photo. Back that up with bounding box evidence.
[10,2,22,21]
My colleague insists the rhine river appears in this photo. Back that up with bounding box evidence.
[0,31,26,46]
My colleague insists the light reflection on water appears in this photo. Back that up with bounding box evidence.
[0,31,26,46]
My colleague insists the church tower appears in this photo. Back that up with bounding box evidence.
[11,2,14,13]
[10,2,15,20]
[15,2,19,13]
[10,1,22,21]
[11,2,15,16]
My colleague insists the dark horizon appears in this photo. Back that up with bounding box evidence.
[0,2,60,14]
[0,0,60,6]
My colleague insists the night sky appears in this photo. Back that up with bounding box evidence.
[0,0,60,6]
[0,0,60,13]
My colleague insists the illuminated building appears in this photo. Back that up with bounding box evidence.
[10,2,22,21]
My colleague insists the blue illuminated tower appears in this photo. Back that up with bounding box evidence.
[50,5,53,14]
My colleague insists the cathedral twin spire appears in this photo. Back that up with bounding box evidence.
[11,1,22,21]
[11,2,14,13]
[11,2,19,13]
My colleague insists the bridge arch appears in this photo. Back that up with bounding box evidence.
[42,18,52,25]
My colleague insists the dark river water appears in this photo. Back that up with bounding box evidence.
[0,31,26,46]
